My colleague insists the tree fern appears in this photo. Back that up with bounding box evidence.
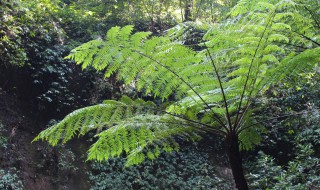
[35,0,319,189]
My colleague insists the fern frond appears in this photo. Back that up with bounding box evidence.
[66,26,204,103]
[268,47,320,84]
[33,96,158,146]
[33,95,207,166]
[106,26,121,43]
[87,114,200,166]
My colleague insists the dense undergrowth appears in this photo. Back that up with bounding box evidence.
[88,142,231,190]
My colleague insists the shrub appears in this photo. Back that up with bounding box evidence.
[88,143,231,190]
[0,168,23,190]
[248,144,320,189]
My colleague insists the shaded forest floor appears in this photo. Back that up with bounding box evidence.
[0,88,90,190]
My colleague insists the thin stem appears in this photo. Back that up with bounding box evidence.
[206,48,232,132]
[158,108,227,135]
[99,103,226,136]
[118,120,223,136]
[275,41,309,50]
[237,110,315,134]
[235,47,267,130]
[293,30,320,47]
[234,105,250,133]
[304,6,320,29]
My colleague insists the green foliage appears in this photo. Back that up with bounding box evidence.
[59,0,234,33]
[0,0,112,115]
[28,44,97,114]
[57,147,78,174]
[35,1,320,186]
[0,168,23,190]
[34,96,200,166]
[88,144,231,190]
[0,0,27,66]
[247,69,320,189]
[255,69,320,163]
[0,123,8,150]
[0,0,66,67]
[66,25,203,101]
[248,144,320,190]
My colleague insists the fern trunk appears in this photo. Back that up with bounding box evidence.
[226,133,249,190]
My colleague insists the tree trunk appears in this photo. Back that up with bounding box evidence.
[225,133,249,190]
[184,0,193,21]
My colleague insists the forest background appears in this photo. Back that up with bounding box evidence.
[0,0,319,189]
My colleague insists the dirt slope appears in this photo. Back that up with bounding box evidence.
[0,88,90,190]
